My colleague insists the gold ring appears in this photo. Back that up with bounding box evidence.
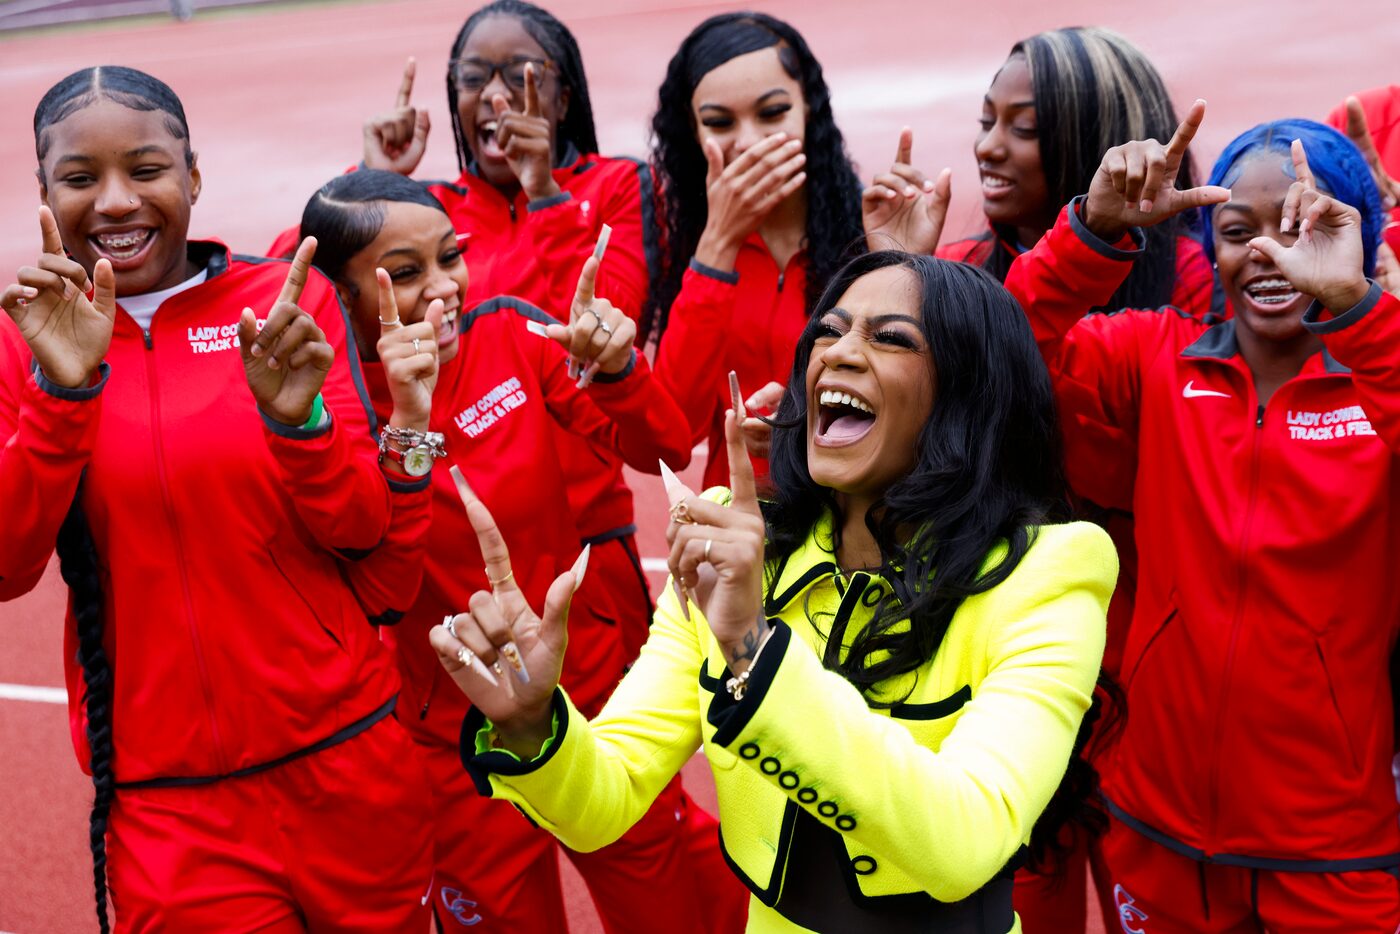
[489,570,514,587]
[670,501,695,525]
[704,539,713,562]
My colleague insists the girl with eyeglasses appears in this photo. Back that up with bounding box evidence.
[337,3,748,929]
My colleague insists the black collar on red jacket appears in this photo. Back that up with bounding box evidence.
[462,141,585,183]
[1180,318,1350,374]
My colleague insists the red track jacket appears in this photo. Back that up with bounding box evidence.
[1011,202,1400,868]
[368,295,692,746]
[0,243,403,784]
[1327,85,1400,255]
[269,149,663,543]
[653,236,809,490]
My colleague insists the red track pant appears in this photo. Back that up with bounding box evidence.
[1100,816,1400,933]
[106,714,434,933]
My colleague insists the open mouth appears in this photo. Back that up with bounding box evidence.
[90,228,155,265]
[477,121,504,161]
[814,388,877,447]
[1241,276,1303,311]
[438,306,460,347]
[979,171,1014,200]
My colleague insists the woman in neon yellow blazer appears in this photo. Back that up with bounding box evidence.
[430,248,1118,932]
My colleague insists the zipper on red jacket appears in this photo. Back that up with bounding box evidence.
[143,329,230,773]
[1205,398,1267,851]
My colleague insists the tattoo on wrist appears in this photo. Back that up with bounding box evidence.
[730,625,765,665]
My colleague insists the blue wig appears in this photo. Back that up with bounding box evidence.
[1202,118,1382,278]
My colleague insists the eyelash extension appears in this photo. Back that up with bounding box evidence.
[875,330,916,349]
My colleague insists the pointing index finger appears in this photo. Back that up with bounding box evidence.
[396,57,416,109]
[895,126,913,167]
[449,465,521,597]
[38,206,64,256]
[573,254,599,310]
[725,396,758,512]
[376,268,400,333]
[524,62,541,118]
[278,237,317,307]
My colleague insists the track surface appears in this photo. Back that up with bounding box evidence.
[1,0,1396,930]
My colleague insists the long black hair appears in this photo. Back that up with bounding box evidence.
[765,250,1108,868]
[33,66,192,934]
[647,12,863,341]
[980,27,1196,312]
[445,0,599,176]
[35,65,192,185]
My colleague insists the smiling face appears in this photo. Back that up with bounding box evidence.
[1213,153,1314,346]
[974,54,1051,241]
[338,201,466,364]
[691,45,806,167]
[38,98,200,297]
[805,264,934,504]
[453,14,568,190]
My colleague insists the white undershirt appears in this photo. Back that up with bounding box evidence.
[119,267,209,331]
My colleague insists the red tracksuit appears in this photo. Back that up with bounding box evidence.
[422,151,660,660]
[654,238,809,490]
[1010,202,1400,931]
[363,295,731,933]
[0,242,434,931]
[1327,85,1400,255]
[941,229,1215,934]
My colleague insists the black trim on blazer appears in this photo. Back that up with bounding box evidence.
[717,798,801,906]
[708,621,792,747]
[460,687,570,797]
[698,658,725,694]
[889,684,973,721]
[764,561,838,616]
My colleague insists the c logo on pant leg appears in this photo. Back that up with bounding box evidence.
[440,887,483,927]
[1114,884,1149,934]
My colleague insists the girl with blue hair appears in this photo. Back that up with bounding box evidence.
[1000,103,1400,930]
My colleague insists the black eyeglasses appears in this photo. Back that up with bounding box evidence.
[450,57,552,93]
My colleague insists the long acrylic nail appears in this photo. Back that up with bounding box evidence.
[458,647,499,687]
[728,370,746,421]
[577,361,600,389]
[526,320,549,338]
[567,356,580,380]
[593,223,612,261]
[659,460,686,506]
[570,544,591,594]
[500,641,530,684]
[1280,216,1292,234]
[686,585,701,610]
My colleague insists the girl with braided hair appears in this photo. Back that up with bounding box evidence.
[0,65,437,931]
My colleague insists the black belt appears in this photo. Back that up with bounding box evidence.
[116,694,397,790]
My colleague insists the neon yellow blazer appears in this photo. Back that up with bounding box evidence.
[462,511,1115,933]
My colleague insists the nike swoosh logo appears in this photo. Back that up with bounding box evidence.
[1183,380,1231,399]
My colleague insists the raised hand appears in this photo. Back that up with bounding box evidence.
[374,268,442,431]
[1343,96,1399,211]
[863,127,952,254]
[0,206,115,388]
[665,372,768,670]
[1247,153,1370,312]
[363,57,432,175]
[1082,99,1231,241]
[490,63,561,201]
[541,234,636,388]
[694,132,807,270]
[239,238,333,426]
[428,466,588,756]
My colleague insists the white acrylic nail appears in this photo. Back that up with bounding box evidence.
[458,647,499,687]
[570,544,591,594]
[526,320,549,338]
[592,223,612,261]
[728,370,746,421]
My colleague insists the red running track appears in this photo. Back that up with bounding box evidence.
[1,0,1396,930]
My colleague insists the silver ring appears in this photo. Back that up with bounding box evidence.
[598,321,613,336]
[379,318,403,329]
[441,615,460,639]
[412,337,422,353]
[585,307,604,323]
[704,539,713,562]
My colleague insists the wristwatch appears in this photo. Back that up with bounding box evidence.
[378,425,448,477]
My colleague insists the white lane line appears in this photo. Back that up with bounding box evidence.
[0,683,66,704]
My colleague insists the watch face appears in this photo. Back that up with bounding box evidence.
[404,445,435,477]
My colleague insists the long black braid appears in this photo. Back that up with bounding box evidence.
[56,484,115,934]
[445,0,599,178]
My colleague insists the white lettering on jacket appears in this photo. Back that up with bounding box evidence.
[454,377,527,438]
[186,319,262,355]
[1286,406,1375,441]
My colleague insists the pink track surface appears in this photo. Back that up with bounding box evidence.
[0,1,1395,930]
